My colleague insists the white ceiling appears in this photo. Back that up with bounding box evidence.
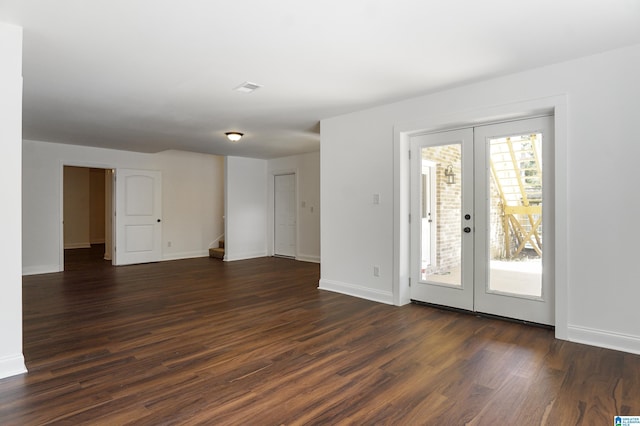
[1,1,640,159]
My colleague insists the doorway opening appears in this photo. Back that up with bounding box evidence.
[63,166,114,270]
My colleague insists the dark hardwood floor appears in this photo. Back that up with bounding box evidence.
[1,246,639,425]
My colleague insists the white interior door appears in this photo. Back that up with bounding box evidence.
[410,117,554,325]
[114,169,162,265]
[274,173,296,257]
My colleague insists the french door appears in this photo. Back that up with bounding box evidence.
[410,117,554,325]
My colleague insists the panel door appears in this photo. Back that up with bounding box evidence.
[274,173,296,257]
[114,169,162,265]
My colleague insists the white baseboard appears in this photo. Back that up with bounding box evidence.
[23,264,61,276]
[90,238,105,244]
[296,254,320,264]
[224,251,268,262]
[0,354,27,380]
[162,250,209,261]
[318,278,394,305]
[567,325,640,355]
[64,242,91,249]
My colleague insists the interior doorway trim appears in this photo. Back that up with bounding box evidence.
[393,94,568,340]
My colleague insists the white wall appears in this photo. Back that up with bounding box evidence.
[22,141,225,274]
[225,156,268,261]
[156,150,225,260]
[321,43,640,354]
[0,22,27,379]
[267,151,321,263]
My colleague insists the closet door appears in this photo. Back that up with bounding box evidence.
[274,173,296,258]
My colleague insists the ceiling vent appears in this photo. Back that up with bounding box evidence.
[233,81,262,93]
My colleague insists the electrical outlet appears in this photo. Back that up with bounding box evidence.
[373,193,380,204]
[373,265,380,277]
[167,241,172,247]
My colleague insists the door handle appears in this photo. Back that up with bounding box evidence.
[464,227,471,233]
[157,219,161,223]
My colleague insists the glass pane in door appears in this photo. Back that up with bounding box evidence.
[420,143,462,286]
[488,133,543,297]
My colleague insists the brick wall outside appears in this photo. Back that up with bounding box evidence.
[421,145,461,273]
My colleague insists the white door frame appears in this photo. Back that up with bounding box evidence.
[393,94,569,340]
[267,168,299,258]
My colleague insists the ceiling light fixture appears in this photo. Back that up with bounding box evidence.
[225,132,244,142]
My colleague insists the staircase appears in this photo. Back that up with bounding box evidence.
[489,134,542,258]
[209,239,225,260]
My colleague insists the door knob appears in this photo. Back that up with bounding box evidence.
[464,227,471,233]
[157,219,161,223]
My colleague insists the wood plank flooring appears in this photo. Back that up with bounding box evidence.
[1,246,639,425]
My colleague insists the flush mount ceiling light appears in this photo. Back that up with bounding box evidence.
[233,81,262,93]
[225,132,244,142]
